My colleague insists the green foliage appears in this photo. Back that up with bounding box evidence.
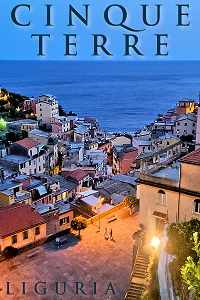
[6,131,17,142]
[2,246,18,260]
[181,232,200,298]
[71,215,87,236]
[165,218,200,266]
[146,251,161,300]
[21,130,28,139]
[7,93,27,108]
[180,134,194,142]
[123,196,139,208]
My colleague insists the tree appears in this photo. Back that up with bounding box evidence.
[6,131,17,142]
[71,215,87,237]
[2,246,18,268]
[123,196,139,215]
[21,130,28,139]
[180,134,194,142]
[165,219,200,298]
[165,218,200,266]
[68,111,77,116]
[58,105,67,116]
[181,232,200,299]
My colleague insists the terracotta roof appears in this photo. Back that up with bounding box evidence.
[0,203,45,239]
[66,168,90,182]
[84,117,97,124]
[180,148,200,164]
[15,138,39,149]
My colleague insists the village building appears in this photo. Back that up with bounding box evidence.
[138,148,200,235]
[51,115,70,139]
[0,203,46,252]
[173,113,197,138]
[174,99,195,116]
[0,138,46,175]
[36,94,59,124]
[112,145,138,175]
[23,97,38,116]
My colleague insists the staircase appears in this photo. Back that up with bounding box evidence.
[124,249,149,300]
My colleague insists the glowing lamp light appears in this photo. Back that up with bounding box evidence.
[151,236,160,249]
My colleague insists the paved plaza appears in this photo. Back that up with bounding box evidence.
[0,208,139,300]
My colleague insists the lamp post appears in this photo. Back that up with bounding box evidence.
[151,236,160,249]
[98,196,104,230]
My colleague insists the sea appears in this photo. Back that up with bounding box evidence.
[0,60,200,133]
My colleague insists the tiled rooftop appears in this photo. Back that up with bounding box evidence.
[15,137,39,149]
[180,148,200,164]
[0,203,45,239]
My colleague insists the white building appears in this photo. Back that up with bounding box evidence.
[173,113,197,138]
[36,94,59,124]
[3,138,46,175]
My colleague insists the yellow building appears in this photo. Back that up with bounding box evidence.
[138,148,200,234]
[0,203,46,252]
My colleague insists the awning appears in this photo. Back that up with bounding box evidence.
[36,185,47,196]
[153,211,167,219]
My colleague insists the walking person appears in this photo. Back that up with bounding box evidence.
[56,237,60,248]
[104,227,108,239]
[110,228,113,240]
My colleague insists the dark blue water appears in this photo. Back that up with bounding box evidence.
[0,60,200,133]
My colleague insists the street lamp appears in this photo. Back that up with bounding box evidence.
[98,196,104,230]
[151,236,160,249]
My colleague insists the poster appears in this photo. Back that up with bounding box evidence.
[0,1,199,299]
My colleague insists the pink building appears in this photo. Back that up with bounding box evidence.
[113,145,138,175]
[23,98,38,115]
[51,116,70,139]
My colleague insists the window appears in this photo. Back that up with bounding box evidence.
[184,123,187,126]
[39,166,41,171]
[12,235,17,244]
[194,199,200,213]
[167,141,169,145]
[148,146,150,150]
[23,231,28,240]
[30,150,32,156]
[192,130,195,134]
[193,123,196,126]
[184,130,187,134]
[177,122,180,126]
[13,186,19,194]
[60,217,69,226]
[35,227,40,235]
[176,129,180,133]
[29,161,31,166]
[157,190,166,205]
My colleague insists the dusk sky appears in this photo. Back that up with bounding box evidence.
[0,0,199,60]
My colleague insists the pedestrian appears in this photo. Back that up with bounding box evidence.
[110,228,113,240]
[104,227,108,239]
[56,237,60,248]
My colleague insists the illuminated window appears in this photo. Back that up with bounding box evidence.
[157,190,166,205]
